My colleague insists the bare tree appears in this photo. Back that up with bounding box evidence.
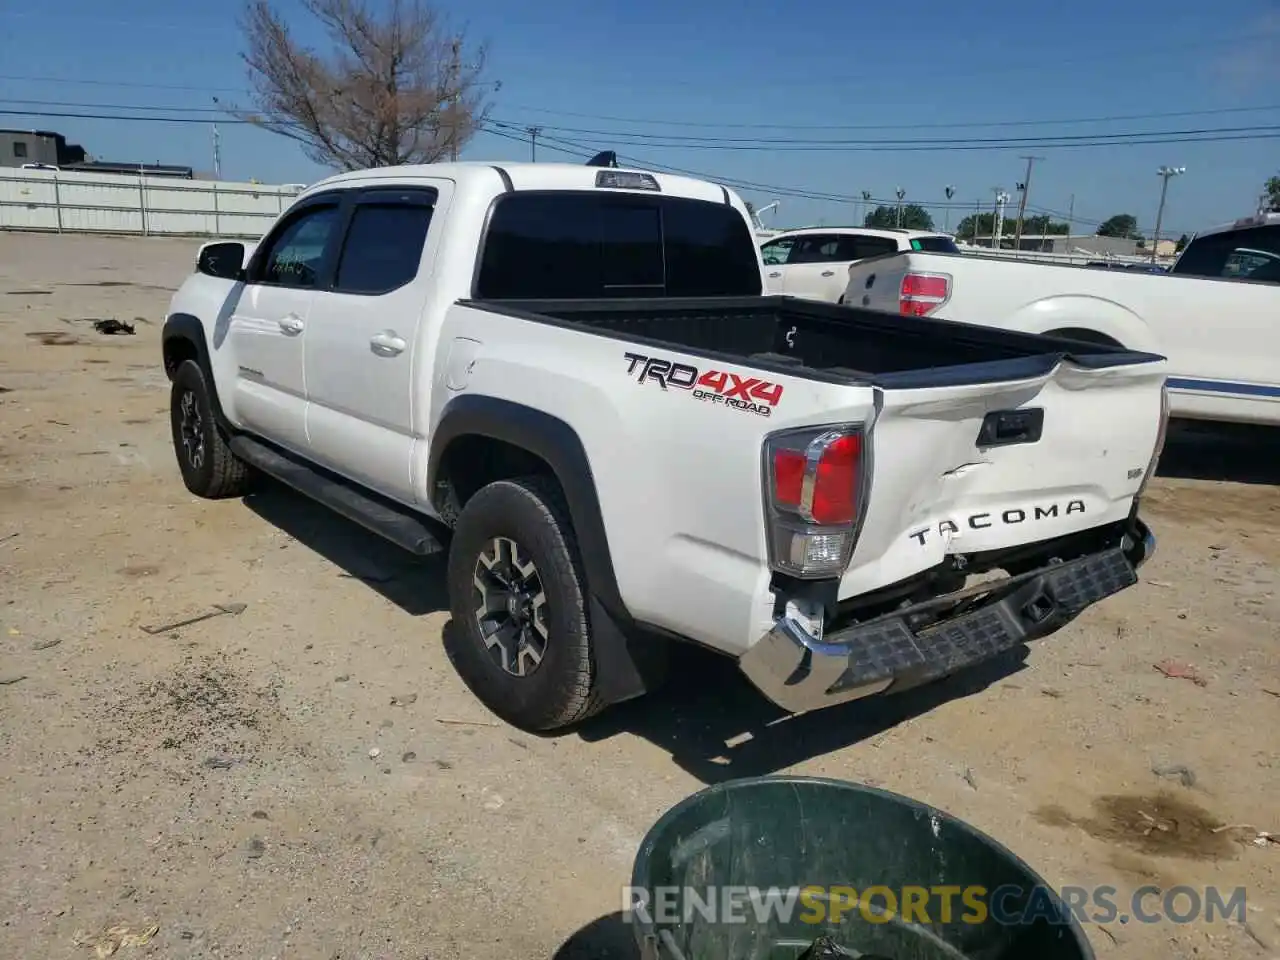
[238,0,496,170]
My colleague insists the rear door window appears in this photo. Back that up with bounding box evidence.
[837,235,899,260]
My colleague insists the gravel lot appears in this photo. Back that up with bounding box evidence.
[1,231,1277,960]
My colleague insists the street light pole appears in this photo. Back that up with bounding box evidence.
[895,187,905,228]
[1151,165,1186,263]
[944,184,955,233]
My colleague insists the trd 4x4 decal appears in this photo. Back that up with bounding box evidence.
[623,352,783,418]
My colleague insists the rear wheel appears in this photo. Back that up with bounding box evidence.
[444,475,604,732]
[168,359,253,499]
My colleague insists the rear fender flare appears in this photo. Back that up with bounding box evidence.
[427,395,662,705]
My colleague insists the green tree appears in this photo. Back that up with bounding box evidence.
[954,212,1067,241]
[864,203,934,231]
[1266,175,1280,212]
[1097,214,1140,239]
[1175,233,1190,252]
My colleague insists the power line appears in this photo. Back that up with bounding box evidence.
[483,118,1280,150]
[11,105,1278,155]
[5,90,1280,133]
[12,98,1280,145]
[492,102,1280,133]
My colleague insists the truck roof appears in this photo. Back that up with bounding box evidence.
[767,226,952,241]
[1191,210,1280,240]
[300,161,737,207]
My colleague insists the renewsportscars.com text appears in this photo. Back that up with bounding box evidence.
[623,884,1247,927]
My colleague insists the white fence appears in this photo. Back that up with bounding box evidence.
[0,168,305,240]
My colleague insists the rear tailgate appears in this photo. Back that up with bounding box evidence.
[845,251,944,314]
[839,350,1167,598]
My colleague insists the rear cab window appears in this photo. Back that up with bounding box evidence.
[1172,225,1280,283]
[474,192,762,299]
[909,235,961,254]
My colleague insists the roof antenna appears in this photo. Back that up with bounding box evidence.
[585,150,618,168]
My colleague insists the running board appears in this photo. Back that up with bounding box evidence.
[230,435,444,556]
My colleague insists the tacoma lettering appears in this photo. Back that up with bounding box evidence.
[907,499,1086,546]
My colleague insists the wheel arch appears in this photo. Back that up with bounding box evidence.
[162,313,232,430]
[427,395,664,707]
[427,394,624,617]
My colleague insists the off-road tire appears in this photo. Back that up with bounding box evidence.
[444,475,605,732]
[169,359,253,499]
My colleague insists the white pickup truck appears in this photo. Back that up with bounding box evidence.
[160,160,1165,733]
[761,227,960,303]
[842,212,1280,426]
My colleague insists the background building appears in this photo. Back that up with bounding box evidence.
[0,129,86,168]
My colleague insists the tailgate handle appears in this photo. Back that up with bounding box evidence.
[978,408,1044,447]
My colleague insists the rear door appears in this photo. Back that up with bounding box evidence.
[303,183,447,503]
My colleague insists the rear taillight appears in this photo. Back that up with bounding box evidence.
[899,272,951,316]
[1137,382,1171,496]
[764,427,867,578]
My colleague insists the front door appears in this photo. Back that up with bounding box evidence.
[303,185,444,505]
[760,236,797,293]
[229,198,343,454]
[780,234,847,301]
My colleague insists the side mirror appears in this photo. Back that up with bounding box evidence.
[196,241,247,281]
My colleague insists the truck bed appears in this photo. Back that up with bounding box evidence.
[468,295,1164,389]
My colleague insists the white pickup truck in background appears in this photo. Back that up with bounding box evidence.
[842,211,1280,426]
[761,227,960,302]
[161,159,1165,733]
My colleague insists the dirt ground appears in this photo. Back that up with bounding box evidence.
[1,231,1277,960]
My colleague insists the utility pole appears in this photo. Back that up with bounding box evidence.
[1012,155,1043,253]
[210,96,222,180]
[1065,193,1075,259]
[943,184,955,233]
[973,200,981,243]
[1151,165,1186,263]
[860,190,871,227]
[895,187,906,228]
[526,126,542,162]
[448,38,461,162]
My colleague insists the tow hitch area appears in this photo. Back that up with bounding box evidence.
[740,519,1155,714]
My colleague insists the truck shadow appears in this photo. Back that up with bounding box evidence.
[574,642,1028,785]
[242,480,449,615]
[553,911,639,959]
[1156,419,1280,485]
[241,479,1027,780]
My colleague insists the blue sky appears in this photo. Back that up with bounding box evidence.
[2,0,1279,238]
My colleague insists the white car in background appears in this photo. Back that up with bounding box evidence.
[760,227,960,302]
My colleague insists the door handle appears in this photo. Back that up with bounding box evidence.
[768,271,781,278]
[277,314,304,335]
[821,270,835,277]
[370,331,407,356]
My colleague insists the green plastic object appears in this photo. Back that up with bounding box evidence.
[630,776,1094,960]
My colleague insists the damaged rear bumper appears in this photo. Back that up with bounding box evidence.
[739,518,1156,715]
